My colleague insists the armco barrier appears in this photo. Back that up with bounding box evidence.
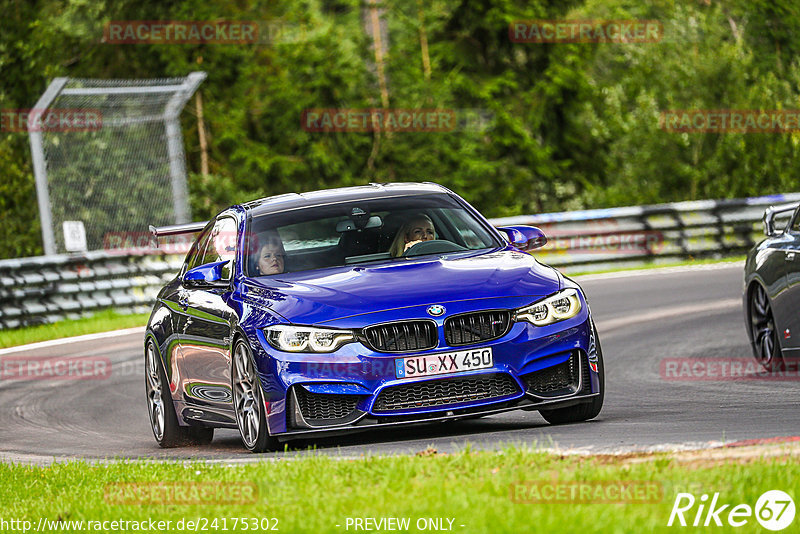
[492,193,800,271]
[1,193,798,330]
[0,252,183,329]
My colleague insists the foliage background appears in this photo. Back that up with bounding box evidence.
[1,0,798,258]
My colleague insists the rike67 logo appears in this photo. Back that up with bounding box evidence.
[668,490,795,531]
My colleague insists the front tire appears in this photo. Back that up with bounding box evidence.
[145,340,214,447]
[539,322,605,425]
[748,283,782,371]
[232,340,279,453]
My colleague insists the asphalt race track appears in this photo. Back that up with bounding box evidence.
[2,262,798,463]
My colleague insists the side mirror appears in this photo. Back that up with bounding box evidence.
[184,260,230,286]
[497,225,547,251]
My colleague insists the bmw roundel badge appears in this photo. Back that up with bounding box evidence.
[427,305,446,316]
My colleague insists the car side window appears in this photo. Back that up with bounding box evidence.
[791,209,800,234]
[199,217,238,280]
[185,225,214,272]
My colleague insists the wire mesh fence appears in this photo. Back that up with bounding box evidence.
[29,72,206,255]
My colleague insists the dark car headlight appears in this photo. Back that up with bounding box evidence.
[514,288,582,326]
[264,325,355,353]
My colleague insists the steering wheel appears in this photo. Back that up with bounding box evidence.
[402,239,467,257]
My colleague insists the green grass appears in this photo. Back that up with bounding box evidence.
[0,447,795,533]
[0,310,149,349]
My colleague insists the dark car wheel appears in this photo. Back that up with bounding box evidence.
[539,322,605,425]
[232,340,279,453]
[749,284,782,371]
[145,341,214,447]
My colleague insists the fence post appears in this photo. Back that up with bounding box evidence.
[164,72,207,224]
[28,77,69,257]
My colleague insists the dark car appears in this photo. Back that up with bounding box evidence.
[145,182,605,452]
[743,201,800,371]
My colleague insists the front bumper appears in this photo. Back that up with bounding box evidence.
[276,389,600,442]
[249,301,600,437]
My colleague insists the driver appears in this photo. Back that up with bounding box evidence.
[389,214,436,257]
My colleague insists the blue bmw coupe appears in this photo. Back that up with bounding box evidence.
[145,183,604,452]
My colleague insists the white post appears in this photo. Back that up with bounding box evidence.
[28,77,68,256]
[164,72,207,224]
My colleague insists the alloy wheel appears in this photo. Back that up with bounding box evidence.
[145,343,165,441]
[233,342,262,449]
[750,284,779,369]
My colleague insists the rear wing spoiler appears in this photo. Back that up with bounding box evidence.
[763,202,799,236]
[149,221,208,248]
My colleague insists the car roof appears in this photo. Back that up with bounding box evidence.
[241,182,452,216]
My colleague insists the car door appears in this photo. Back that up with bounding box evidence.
[162,223,214,398]
[177,216,238,421]
[778,208,800,352]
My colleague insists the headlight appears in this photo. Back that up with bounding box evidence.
[264,325,355,353]
[514,288,582,326]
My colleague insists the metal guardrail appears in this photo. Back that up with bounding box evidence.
[0,253,182,329]
[492,192,800,271]
[1,193,798,330]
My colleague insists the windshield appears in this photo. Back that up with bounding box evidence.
[245,193,501,276]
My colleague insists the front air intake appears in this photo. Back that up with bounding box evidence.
[373,373,520,412]
[288,386,365,428]
[520,351,582,398]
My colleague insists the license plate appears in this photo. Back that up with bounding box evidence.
[395,348,493,379]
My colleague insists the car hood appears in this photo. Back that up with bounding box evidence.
[242,248,561,324]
